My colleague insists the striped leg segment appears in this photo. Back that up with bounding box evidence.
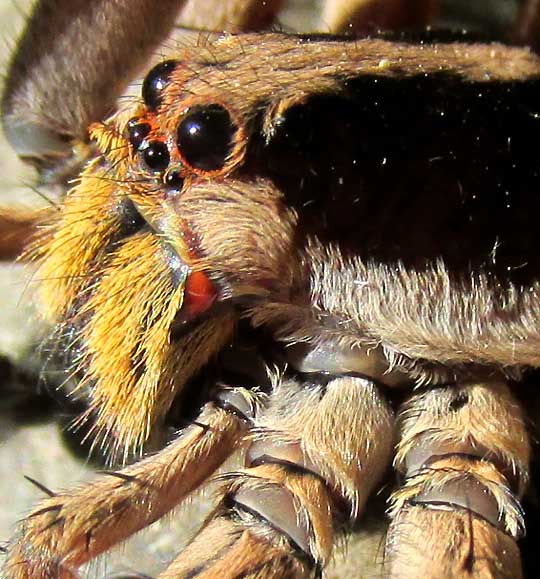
[386,379,530,579]
[162,376,394,577]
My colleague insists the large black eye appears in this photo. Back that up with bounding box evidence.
[127,119,150,150]
[142,60,177,110]
[176,104,235,171]
[142,141,170,172]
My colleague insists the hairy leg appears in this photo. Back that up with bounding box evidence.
[387,379,530,578]
[160,376,394,577]
[3,392,258,579]
[0,209,43,260]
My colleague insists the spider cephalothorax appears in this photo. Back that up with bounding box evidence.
[2,1,540,578]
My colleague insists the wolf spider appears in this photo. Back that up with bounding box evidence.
[3,0,540,577]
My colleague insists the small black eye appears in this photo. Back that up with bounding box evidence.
[127,119,150,150]
[177,104,235,171]
[142,60,178,110]
[165,170,184,191]
[142,141,170,172]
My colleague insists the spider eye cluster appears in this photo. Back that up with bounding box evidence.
[126,61,239,192]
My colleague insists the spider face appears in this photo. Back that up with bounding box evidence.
[2,1,540,578]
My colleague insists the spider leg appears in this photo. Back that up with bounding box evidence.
[159,375,394,578]
[320,0,437,34]
[2,388,259,579]
[178,0,284,31]
[0,208,45,261]
[514,0,540,51]
[386,379,530,578]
